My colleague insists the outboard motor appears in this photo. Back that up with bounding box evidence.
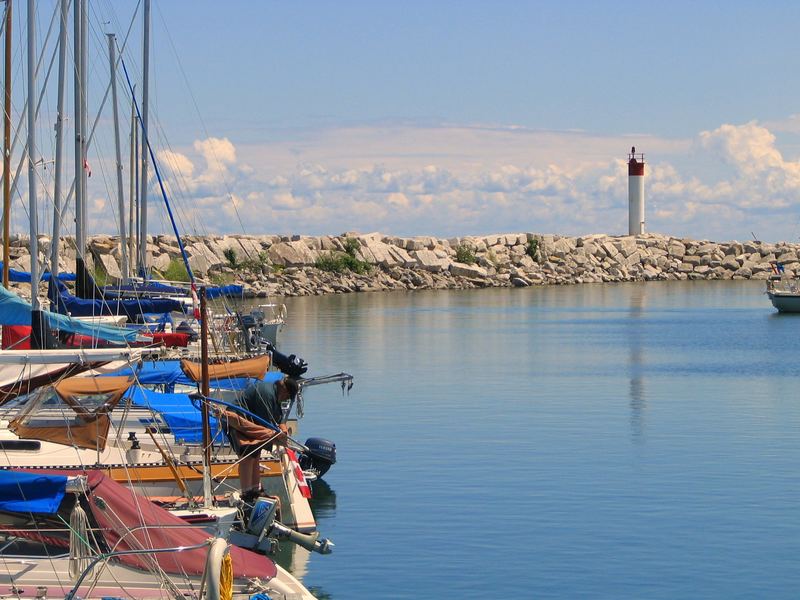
[299,437,337,478]
[264,341,308,377]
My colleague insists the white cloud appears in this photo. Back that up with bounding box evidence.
[67,120,800,242]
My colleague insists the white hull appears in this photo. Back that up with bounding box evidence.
[767,291,800,313]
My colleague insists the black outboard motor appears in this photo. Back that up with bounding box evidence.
[299,437,337,478]
[264,341,308,378]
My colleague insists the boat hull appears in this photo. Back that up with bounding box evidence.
[767,291,800,312]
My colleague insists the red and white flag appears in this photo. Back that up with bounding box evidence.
[286,448,312,499]
[190,283,200,319]
[83,157,92,177]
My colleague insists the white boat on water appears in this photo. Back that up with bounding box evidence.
[766,274,800,312]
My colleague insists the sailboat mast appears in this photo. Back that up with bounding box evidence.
[138,0,150,278]
[26,0,39,309]
[199,286,213,507]
[72,0,85,294]
[128,85,136,279]
[107,33,128,283]
[2,0,11,289]
[50,0,68,286]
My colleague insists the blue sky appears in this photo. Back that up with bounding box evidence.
[11,1,800,241]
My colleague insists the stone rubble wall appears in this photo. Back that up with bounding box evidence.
[5,232,791,297]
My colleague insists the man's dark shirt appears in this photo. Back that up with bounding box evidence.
[240,380,282,426]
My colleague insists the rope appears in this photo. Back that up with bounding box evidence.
[68,497,92,580]
[219,553,233,600]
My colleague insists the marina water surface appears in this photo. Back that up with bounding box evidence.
[271,280,800,599]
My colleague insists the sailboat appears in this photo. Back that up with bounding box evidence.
[0,468,316,599]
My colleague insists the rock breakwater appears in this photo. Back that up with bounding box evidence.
[5,232,790,297]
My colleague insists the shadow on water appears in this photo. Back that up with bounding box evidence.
[309,479,337,520]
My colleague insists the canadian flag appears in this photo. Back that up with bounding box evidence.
[190,283,200,319]
[286,448,312,499]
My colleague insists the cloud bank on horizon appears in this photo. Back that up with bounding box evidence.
[138,117,800,244]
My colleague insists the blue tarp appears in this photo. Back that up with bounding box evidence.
[109,360,281,392]
[126,387,222,444]
[104,281,243,299]
[0,285,140,344]
[51,280,184,320]
[0,262,76,283]
[0,470,67,514]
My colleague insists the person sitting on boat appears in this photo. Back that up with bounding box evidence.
[221,377,299,501]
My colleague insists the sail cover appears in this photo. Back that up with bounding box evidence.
[0,470,67,514]
[180,355,271,383]
[126,386,223,444]
[50,280,185,320]
[85,470,277,578]
[0,285,139,344]
[108,359,278,391]
[0,262,76,283]
[104,280,243,299]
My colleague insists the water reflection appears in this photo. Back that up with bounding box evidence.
[309,479,337,520]
[628,284,646,444]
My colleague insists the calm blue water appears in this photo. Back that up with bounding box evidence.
[277,281,800,599]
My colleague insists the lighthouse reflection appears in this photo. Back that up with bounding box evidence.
[628,284,646,444]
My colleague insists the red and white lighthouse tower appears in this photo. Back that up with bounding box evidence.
[628,146,645,235]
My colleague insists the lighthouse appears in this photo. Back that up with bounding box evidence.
[628,146,645,235]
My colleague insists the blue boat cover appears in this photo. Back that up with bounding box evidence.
[0,285,140,344]
[0,262,76,283]
[0,470,67,514]
[51,280,184,320]
[104,281,243,299]
[126,387,223,444]
[109,360,282,391]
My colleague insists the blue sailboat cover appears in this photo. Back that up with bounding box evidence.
[110,360,282,391]
[0,263,76,283]
[0,285,140,344]
[126,386,222,444]
[50,280,184,320]
[0,470,67,513]
[105,280,243,299]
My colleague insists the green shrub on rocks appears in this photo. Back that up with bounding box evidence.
[223,247,238,268]
[159,258,190,282]
[526,239,539,260]
[240,251,270,272]
[343,237,361,257]
[315,251,371,274]
[455,244,476,264]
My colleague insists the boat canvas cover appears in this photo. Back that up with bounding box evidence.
[50,279,184,320]
[10,376,133,451]
[0,262,76,283]
[85,470,277,578]
[180,355,271,383]
[109,359,276,391]
[126,386,222,444]
[0,470,67,514]
[0,285,139,344]
[105,280,243,299]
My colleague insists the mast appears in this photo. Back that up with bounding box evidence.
[49,0,68,290]
[128,85,136,279]
[199,286,213,507]
[138,0,150,278]
[2,0,11,289]
[72,0,86,296]
[107,33,128,283]
[27,0,42,344]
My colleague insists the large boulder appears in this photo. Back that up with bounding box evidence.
[267,241,316,267]
[412,249,451,272]
[450,262,487,278]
